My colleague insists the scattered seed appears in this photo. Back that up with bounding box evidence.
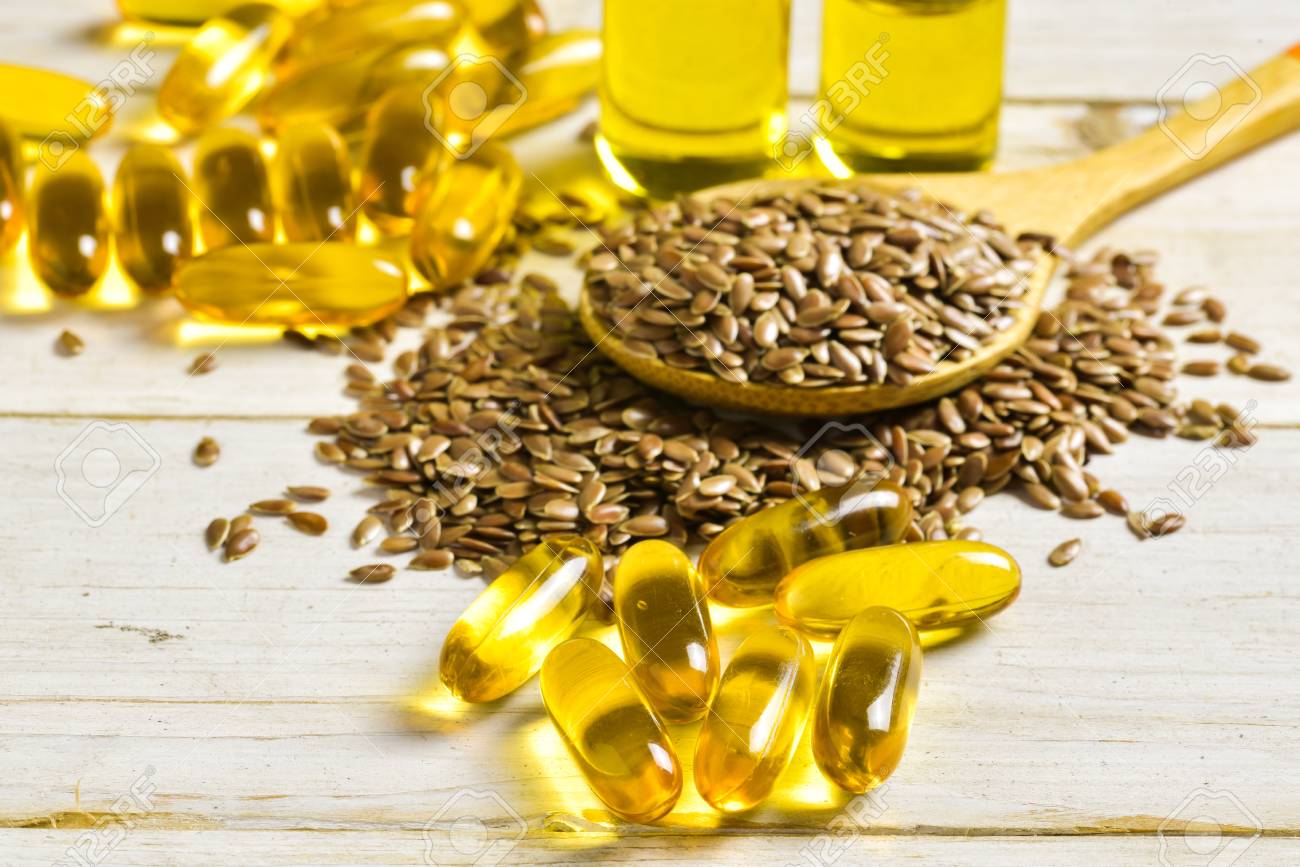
[1181,360,1220,377]
[250,498,296,515]
[1224,332,1261,354]
[205,518,230,550]
[56,329,85,356]
[352,516,382,547]
[1048,538,1081,567]
[1248,363,1291,382]
[1097,489,1129,516]
[230,514,253,535]
[287,512,328,535]
[410,549,455,570]
[1061,500,1104,519]
[1149,512,1186,537]
[1227,354,1252,375]
[349,563,395,583]
[189,352,218,375]
[193,437,220,467]
[225,528,259,561]
[286,485,330,502]
[380,535,419,554]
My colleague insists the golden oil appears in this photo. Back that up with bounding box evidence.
[0,119,22,254]
[812,606,921,793]
[158,4,295,135]
[497,30,601,139]
[410,142,521,290]
[174,243,408,327]
[597,0,790,198]
[113,144,194,292]
[774,539,1021,639]
[274,122,356,242]
[541,637,682,822]
[192,127,276,249]
[819,0,1004,172]
[694,626,816,813]
[358,86,441,234]
[280,0,467,71]
[117,0,320,25]
[614,540,719,723]
[28,150,111,296]
[439,537,603,703]
[699,478,911,608]
[0,64,115,144]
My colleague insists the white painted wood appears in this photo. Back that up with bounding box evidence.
[2,1,1299,864]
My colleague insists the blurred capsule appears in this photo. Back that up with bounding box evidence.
[700,478,912,608]
[813,607,922,793]
[410,141,521,289]
[28,151,110,295]
[193,128,275,249]
[0,64,115,144]
[615,540,718,723]
[358,87,444,233]
[498,30,600,138]
[113,145,193,291]
[0,119,23,254]
[521,0,546,42]
[274,122,355,242]
[117,0,321,25]
[774,540,1022,639]
[440,537,603,702]
[541,637,682,823]
[259,43,453,134]
[468,0,532,53]
[158,4,295,135]
[174,242,408,327]
[694,627,816,813]
[282,0,469,69]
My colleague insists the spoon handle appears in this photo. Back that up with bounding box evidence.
[1061,44,1300,241]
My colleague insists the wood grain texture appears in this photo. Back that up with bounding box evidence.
[2,1,1299,864]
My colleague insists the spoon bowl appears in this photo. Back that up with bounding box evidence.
[579,46,1300,417]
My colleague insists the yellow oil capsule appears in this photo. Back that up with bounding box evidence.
[274,122,356,243]
[282,0,468,69]
[28,151,110,296]
[813,606,922,793]
[258,43,453,134]
[700,478,912,608]
[0,119,22,254]
[410,142,521,290]
[521,0,546,42]
[0,64,115,145]
[158,4,295,135]
[774,540,1022,640]
[117,0,320,25]
[113,145,194,292]
[192,128,276,249]
[174,242,408,327]
[540,637,682,823]
[614,540,718,723]
[497,30,601,138]
[440,537,602,703]
[358,87,444,234]
[694,626,816,813]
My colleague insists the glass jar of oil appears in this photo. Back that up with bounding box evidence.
[819,0,1005,172]
[597,0,791,198]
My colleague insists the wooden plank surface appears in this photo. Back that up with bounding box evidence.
[2,1,1300,865]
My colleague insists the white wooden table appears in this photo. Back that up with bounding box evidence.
[3,2,1300,864]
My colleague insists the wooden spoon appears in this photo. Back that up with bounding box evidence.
[579,46,1300,417]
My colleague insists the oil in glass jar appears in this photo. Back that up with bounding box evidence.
[819,0,1005,172]
[597,0,791,198]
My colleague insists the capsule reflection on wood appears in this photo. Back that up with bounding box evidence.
[28,150,110,296]
[193,127,276,249]
[774,540,1022,639]
[541,637,682,822]
[615,540,718,723]
[694,626,815,813]
[113,144,193,291]
[812,607,922,793]
[410,141,521,290]
[440,536,602,702]
[700,478,912,608]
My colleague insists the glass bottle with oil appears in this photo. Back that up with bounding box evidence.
[819,0,1005,172]
[597,0,791,198]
